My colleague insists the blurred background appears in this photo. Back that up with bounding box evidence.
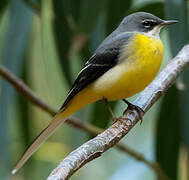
[0,0,189,179]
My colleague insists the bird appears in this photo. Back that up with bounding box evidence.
[12,12,178,174]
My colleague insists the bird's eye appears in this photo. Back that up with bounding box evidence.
[142,19,156,28]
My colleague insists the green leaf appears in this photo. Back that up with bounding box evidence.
[0,0,8,16]
[0,0,33,178]
[165,0,188,56]
[52,0,73,86]
[0,0,8,11]
[78,0,106,33]
[165,0,189,165]
[40,0,69,98]
[62,0,81,24]
[75,1,107,67]
[156,86,180,180]
[130,2,165,19]
[179,70,189,164]
[106,0,132,34]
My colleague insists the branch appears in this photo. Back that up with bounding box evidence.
[47,44,189,180]
[115,143,168,180]
[0,65,165,176]
[0,65,57,116]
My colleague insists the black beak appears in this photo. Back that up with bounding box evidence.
[161,20,178,26]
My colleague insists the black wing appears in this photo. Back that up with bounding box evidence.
[60,50,119,110]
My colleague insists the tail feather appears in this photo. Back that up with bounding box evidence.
[12,84,98,174]
[12,114,65,174]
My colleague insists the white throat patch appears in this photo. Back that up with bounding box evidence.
[145,25,164,38]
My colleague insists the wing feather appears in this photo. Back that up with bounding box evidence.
[60,32,132,110]
[60,51,118,110]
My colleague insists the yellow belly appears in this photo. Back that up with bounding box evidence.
[59,33,164,118]
[91,33,164,100]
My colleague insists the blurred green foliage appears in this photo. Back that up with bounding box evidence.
[0,0,188,179]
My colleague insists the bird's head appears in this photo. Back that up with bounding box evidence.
[119,12,178,37]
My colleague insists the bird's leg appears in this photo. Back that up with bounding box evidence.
[122,99,144,124]
[103,99,118,123]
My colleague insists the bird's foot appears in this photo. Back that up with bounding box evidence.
[111,117,119,124]
[103,98,122,124]
[122,99,144,124]
[104,98,144,125]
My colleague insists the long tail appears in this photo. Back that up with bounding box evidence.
[12,113,66,174]
[12,101,82,174]
[12,84,99,174]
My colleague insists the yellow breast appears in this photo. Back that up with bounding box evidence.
[92,33,164,101]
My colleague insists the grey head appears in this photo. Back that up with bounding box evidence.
[95,12,177,53]
[117,12,178,36]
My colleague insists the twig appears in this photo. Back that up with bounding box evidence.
[47,44,189,180]
[0,65,56,116]
[116,143,169,180]
[0,65,166,177]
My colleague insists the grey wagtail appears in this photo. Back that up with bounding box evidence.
[12,12,178,174]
